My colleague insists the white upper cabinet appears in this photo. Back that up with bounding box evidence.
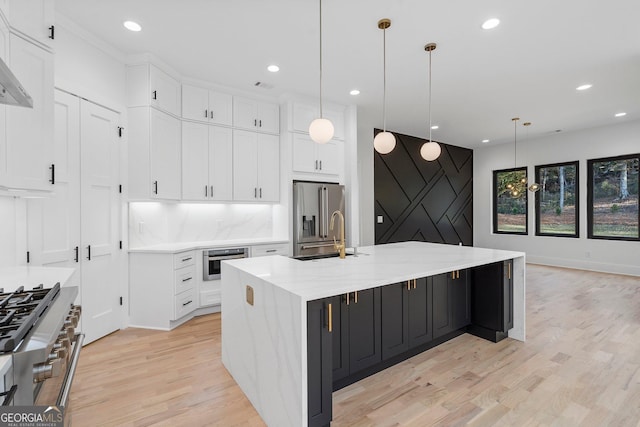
[291,102,345,140]
[1,34,54,191]
[7,0,55,48]
[150,65,181,116]
[127,63,181,117]
[233,96,279,134]
[292,134,339,176]
[128,106,181,200]
[233,130,279,202]
[181,121,232,201]
[181,84,232,126]
[149,108,181,199]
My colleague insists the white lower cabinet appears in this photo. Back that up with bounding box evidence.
[251,242,289,257]
[130,250,197,330]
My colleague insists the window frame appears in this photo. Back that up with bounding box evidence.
[534,161,580,238]
[493,167,529,235]
[587,153,640,241]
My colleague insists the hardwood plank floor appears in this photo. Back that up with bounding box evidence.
[68,265,640,426]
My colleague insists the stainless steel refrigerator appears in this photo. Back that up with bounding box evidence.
[293,181,345,258]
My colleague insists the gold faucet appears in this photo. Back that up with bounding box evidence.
[330,210,346,259]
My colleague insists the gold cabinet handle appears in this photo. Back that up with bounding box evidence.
[354,291,358,304]
[345,293,350,305]
[328,303,332,332]
[457,270,460,279]
[451,271,455,279]
[413,279,417,289]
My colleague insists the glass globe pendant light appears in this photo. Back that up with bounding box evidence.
[373,19,396,154]
[308,0,334,144]
[420,43,441,161]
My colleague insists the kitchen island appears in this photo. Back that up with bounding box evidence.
[221,241,525,427]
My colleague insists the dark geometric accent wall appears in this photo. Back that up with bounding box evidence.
[374,129,473,246]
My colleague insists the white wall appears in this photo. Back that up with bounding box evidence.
[129,203,278,248]
[357,106,377,246]
[474,119,640,276]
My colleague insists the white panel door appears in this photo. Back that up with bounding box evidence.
[209,91,233,126]
[257,101,279,134]
[181,121,209,200]
[233,129,258,201]
[317,140,340,176]
[233,96,257,131]
[149,65,180,116]
[209,126,233,201]
[5,34,53,191]
[80,101,121,344]
[0,19,7,185]
[26,90,81,285]
[8,0,54,47]
[292,134,317,173]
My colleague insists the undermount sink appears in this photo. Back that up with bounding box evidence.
[294,252,354,261]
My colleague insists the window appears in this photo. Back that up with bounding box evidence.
[587,154,639,241]
[535,161,579,237]
[493,167,528,234]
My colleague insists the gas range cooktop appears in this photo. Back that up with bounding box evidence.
[0,283,60,353]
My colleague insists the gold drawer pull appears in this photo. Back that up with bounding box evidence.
[328,303,332,332]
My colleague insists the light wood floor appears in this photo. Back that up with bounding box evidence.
[68,265,640,426]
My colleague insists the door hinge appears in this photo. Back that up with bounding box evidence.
[26,251,30,264]
[118,126,124,138]
[119,184,122,194]
[120,296,123,306]
[119,240,123,250]
[48,25,55,40]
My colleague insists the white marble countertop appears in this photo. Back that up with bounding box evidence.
[0,266,76,292]
[225,241,525,301]
[128,237,290,254]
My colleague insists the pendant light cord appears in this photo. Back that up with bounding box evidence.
[319,0,324,118]
[382,26,387,132]
[428,48,432,143]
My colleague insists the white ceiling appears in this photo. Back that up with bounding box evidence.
[55,0,640,148]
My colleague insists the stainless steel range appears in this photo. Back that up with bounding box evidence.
[0,283,83,408]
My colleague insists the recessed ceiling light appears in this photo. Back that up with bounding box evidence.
[267,65,279,73]
[430,125,439,130]
[123,21,142,32]
[615,112,627,117]
[482,139,489,143]
[481,18,500,30]
[349,89,360,96]
[576,84,592,91]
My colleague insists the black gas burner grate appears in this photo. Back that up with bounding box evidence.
[0,283,60,353]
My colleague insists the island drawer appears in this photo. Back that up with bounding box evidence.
[251,243,289,257]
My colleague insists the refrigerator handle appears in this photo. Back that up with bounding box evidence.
[324,187,329,238]
[319,186,325,238]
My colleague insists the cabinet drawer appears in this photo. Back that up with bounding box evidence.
[200,289,221,307]
[251,243,289,257]
[174,265,196,294]
[174,288,197,320]
[174,251,195,269]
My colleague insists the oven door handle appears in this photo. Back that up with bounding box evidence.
[207,254,246,261]
[57,332,85,408]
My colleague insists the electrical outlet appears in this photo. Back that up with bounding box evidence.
[377,216,384,224]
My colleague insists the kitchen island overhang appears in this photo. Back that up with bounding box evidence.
[221,241,525,427]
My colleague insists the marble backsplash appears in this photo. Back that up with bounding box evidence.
[129,202,276,248]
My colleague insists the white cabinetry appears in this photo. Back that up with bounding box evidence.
[182,121,232,201]
[1,34,53,191]
[127,63,181,117]
[182,84,232,126]
[233,96,279,134]
[7,0,55,47]
[130,251,197,330]
[233,129,279,202]
[128,107,181,200]
[292,134,339,176]
[27,90,123,345]
[251,242,289,257]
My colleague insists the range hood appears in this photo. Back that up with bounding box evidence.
[0,56,33,108]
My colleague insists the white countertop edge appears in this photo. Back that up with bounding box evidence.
[224,242,525,302]
[128,238,290,254]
